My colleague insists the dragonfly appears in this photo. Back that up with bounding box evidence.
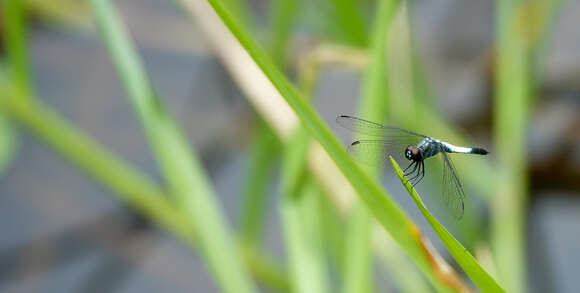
[336,115,489,219]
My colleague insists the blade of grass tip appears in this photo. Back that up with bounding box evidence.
[390,156,505,293]
[205,0,504,291]
[239,120,279,246]
[90,1,257,293]
[353,1,432,292]
[386,4,489,248]
[395,10,489,245]
[281,129,331,293]
[412,53,491,246]
[343,1,399,292]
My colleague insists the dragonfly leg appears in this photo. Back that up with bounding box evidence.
[403,162,419,185]
[409,162,422,185]
[412,161,425,187]
[404,161,418,177]
[403,161,415,173]
[407,162,422,183]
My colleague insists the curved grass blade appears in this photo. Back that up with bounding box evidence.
[205,0,505,292]
[390,156,505,293]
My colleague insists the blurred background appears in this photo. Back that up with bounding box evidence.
[0,0,579,292]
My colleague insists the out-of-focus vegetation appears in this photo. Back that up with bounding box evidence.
[0,0,574,292]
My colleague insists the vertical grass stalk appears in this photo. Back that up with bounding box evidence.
[239,120,279,246]
[492,1,544,292]
[281,128,331,293]
[343,1,399,292]
[90,1,257,292]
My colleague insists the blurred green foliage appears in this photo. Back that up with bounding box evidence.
[0,0,565,292]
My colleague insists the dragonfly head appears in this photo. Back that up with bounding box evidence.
[405,146,423,161]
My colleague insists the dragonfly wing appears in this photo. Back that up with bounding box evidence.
[439,145,466,219]
[348,138,423,167]
[336,115,428,138]
[346,140,390,166]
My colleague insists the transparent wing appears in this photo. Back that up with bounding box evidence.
[440,145,466,219]
[347,137,424,168]
[337,115,426,166]
[336,115,428,139]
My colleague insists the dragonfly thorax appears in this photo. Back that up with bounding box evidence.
[417,137,442,159]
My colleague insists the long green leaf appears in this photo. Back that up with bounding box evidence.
[90,1,257,292]
[493,1,563,292]
[329,0,368,46]
[3,0,31,96]
[281,180,330,293]
[0,96,196,243]
[343,1,398,292]
[390,157,505,293]
[206,0,504,291]
[0,93,289,291]
[492,1,541,292]
[281,129,330,293]
[239,120,279,246]
[269,0,299,67]
[0,0,28,175]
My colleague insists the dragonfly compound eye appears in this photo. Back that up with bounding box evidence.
[405,149,412,160]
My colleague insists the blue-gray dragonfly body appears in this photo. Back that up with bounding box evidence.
[336,115,489,219]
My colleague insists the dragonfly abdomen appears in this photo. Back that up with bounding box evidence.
[442,142,489,155]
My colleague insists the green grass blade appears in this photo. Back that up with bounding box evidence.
[281,128,331,293]
[342,203,373,293]
[358,0,397,122]
[220,0,254,32]
[2,0,31,96]
[492,1,544,292]
[0,0,27,175]
[0,93,289,291]
[493,1,563,291]
[329,0,368,46]
[0,96,196,242]
[0,115,17,176]
[281,182,330,293]
[343,1,399,292]
[269,0,299,67]
[205,0,495,291]
[240,243,291,292]
[389,156,505,293]
[239,120,279,246]
[90,1,257,292]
